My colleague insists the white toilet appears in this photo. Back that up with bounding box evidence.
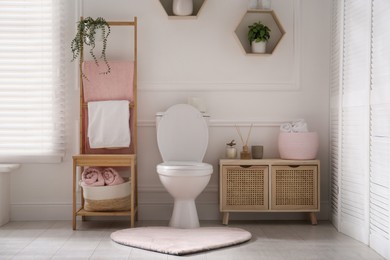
[156,104,213,229]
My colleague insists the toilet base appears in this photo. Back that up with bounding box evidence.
[169,199,200,229]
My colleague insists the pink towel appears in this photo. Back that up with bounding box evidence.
[83,61,134,102]
[81,167,104,186]
[102,168,125,186]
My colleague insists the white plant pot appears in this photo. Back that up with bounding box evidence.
[251,40,267,53]
[173,0,193,16]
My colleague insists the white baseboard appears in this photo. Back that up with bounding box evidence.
[10,193,330,222]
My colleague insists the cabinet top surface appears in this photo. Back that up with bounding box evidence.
[219,159,319,165]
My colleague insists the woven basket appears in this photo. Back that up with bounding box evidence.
[80,179,131,212]
[278,132,319,160]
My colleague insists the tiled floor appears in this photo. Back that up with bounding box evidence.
[0,220,384,260]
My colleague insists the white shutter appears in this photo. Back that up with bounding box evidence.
[0,0,65,163]
[329,0,343,229]
[339,0,371,244]
[369,0,390,257]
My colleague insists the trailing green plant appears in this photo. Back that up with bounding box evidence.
[71,17,111,79]
[248,21,271,45]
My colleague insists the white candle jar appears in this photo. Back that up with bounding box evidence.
[226,146,237,159]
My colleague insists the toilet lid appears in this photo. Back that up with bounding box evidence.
[157,104,208,162]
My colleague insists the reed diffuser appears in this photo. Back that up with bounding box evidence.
[235,124,253,159]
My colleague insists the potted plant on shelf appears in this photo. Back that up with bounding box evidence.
[71,17,111,79]
[248,21,271,54]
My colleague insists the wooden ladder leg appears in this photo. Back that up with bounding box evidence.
[72,160,77,230]
[309,212,318,225]
[130,162,135,228]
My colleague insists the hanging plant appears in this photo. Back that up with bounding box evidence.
[71,17,111,79]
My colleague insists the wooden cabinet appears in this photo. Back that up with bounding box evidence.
[219,159,320,225]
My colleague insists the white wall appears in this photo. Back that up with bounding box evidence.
[10,0,331,222]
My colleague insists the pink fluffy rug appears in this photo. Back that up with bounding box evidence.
[111,226,252,255]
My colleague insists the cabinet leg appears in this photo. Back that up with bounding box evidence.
[131,213,135,228]
[222,212,229,225]
[309,212,318,225]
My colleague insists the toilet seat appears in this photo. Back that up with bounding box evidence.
[157,104,208,162]
[157,161,213,176]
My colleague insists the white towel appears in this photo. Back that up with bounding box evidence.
[88,100,131,148]
[280,119,308,133]
[280,123,293,133]
[292,119,308,133]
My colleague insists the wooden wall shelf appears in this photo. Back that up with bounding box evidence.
[234,10,285,55]
[158,0,207,19]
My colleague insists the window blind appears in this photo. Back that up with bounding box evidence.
[332,0,390,257]
[339,0,371,244]
[0,0,65,163]
[369,0,390,257]
[329,0,343,229]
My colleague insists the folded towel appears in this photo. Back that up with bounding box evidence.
[280,119,308,133]
[88,100,131,148]
[280,123,293,133]
[102,168,125,186]
[292,119,308,133]
[81,167,104,186]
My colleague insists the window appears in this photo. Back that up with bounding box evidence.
[0,0,65,163]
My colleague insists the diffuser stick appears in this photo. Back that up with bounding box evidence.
[235,124,253,159]
[246,124,253,145]
[235,125,245,145]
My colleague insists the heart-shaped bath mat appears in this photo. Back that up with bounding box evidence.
[111,226,251,255]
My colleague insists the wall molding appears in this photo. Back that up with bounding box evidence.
[138,81,300,92]
[138,0,302,92]
[138,119,291,128]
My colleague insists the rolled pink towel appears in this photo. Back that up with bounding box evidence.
[102,167,125,186]
[81,167,104,186]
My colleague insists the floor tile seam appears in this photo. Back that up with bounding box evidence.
[11,223,52,258]
[49,222,79,259]
[96,228,133,259]
[89,228,119,259]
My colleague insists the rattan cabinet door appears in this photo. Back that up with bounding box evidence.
[221,165,268,211]
[271,165,318,210]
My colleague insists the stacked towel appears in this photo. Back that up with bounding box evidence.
[280,119,308,133]
[102,168,125,186]
[81,167,104,186]
[81,167,125,187]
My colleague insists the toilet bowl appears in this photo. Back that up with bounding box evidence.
[156,104,213,229]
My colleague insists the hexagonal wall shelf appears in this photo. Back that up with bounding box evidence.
[159,0,207,19]
[234,10,285,55]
